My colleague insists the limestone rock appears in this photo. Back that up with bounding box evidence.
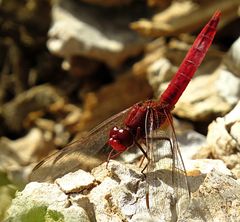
[0,128,53,185]
[5,182,90,222]
[224,36,240,77]
[0,84,64,132]
[204,101,240,178]
[56,170,96,193]
[179,169,240,221]
[131,0,239,37]
[80,0,133,7]
[185,159,232,176]
[6,160,240,221]
[48,0,146,68]
[170,68,240,121]
[177,129,206,161]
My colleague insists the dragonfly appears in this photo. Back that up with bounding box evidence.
[30,10,221,217]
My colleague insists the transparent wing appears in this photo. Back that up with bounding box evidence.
[164,110,190,214]
[143,108,190,219]
[30,107,131,182]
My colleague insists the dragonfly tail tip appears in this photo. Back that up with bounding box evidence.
[213,10,221,20]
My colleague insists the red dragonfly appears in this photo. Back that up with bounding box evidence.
[30,10,221,216]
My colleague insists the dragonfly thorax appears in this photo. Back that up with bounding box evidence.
[108,126,134,152]
[123,102,149,136]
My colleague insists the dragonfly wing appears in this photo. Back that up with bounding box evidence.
[164,110,190,213]
[143,108,190,218]
[30,107,131,182]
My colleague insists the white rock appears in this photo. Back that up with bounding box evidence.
[80,0,132,7]
[216,69,240,105]
[164,67,240,121]
[147,58,176,97]
[91,161,176,221]
[6,160,240,221]
[48,0,145,67]
[5,182,90,222]
[224,36,240,77]
[0,128,44,166]
[206,101,240,156]
[179,169,240,221]
[89,177,122,222]
[177,129,206,161]
[0,128,48,184]
[185,159,232,176]
[205,101,240,178]
[230,122,240,145]
[224,100,240,124]
[56,169,96,193]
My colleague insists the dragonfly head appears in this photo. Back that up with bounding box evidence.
[108,126,134,152]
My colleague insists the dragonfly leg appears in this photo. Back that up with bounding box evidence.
[106,149,123,169]
[135,141,149,178]
[139,154,145,168]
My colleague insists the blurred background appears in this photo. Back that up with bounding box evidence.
[0,0,240,220]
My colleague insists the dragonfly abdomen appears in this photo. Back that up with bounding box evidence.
[159,10,221,109]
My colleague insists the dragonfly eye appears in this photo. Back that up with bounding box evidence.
[108,127,133,152]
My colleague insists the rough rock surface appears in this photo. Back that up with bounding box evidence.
[0,85,64,133]
[48,0,146,68]
[5,182,90,222]
[160,35,240,121]
[80,0,133,7]
[0,128,53,185]
[6,160,240,221]
[177,129,206,161]
[179,169,240,222]
[169,67,240,121]
[224,36,240,77]
[131,0,239,37]
[55,170,96,193]
[204,101,240,178]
